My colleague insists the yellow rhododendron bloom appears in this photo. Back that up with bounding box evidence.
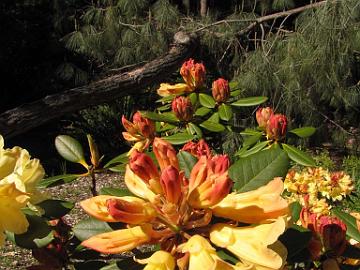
[210,217,287,270]
[212,178,288,224]
[0,183,29,246]
[81,224,154,254]
[157,83,191,97]
[136,250,175,270]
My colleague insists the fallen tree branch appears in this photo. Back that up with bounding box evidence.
[0,32,198,138]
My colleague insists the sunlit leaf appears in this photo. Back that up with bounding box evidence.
[333,208,360,242]
[195,107,212,117]
[289,127,316,138]
[162,133,194,145]
[37,174,79,188]
[231,96,268,107]
[73,218,113,242]
[139,111,178,123]
[238,140,269,158]
[55,135,85,164]
[229,146,289,192]
[218,104,233,121]
[37,199,74,219]
[199,93,216,108]
[104,152,128,168]
[282,144,316,167]
[187,122,203,139]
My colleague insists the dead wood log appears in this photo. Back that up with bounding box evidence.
[0,32,198,138]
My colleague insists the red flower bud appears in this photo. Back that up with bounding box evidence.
[266,114,287,141]
[160,166,182,204]
[181,139,211,159]
[132,111,156,138]
[212,78,230,103]
[130,151,159,183]
[153,137,179,171]
[172,96,193,122]
[180,59,206,90]
[318,216,347,256]
[256,107,274,129]
[209,155,230,175]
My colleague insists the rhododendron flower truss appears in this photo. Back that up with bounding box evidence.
[122,111,156,154]
[79,137,288,269]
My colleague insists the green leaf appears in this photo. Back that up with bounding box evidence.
[187,122,203,139]
[332,208,360,242]
[200,121,225,132]
[217,249,239,264]
[231,96,268,107]
[177,151,198,179]
[208,112,220,123]
[156,122,176,133]
[229,146,289,192]
[37,199,74,219]
[37,174,79,188]
[140,111,178,123]
[199,93,216,108]
[279,225,312,261]
[230,90,241,97]
[156,94,176,103]
[242,133,263,147]
[218,104,233,121]
[7,215,53,249]
[240,128,263,136]
[282,144,316,167]
[104,152,128,168]
[108,164,126,173]
[73,218,113,242]
[238,140,269,158]
[289,127,316,138]
[229,81,240,90]
[157,103,171,111]
[189,93,198,105]
[289,201,302,222]
[55,135,85,164]
[195,107,212,117]
[162,133,194,145]
[99,187,133,197]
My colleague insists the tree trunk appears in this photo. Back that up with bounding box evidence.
[200,0,207,17]
[0,32,198,139]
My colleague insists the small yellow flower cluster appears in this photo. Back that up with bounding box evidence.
[284,167,354,215]
[0,135,45,246]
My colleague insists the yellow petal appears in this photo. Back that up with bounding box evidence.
[212,178,288,223]
[81,224,153,254]
[157,83,190,97]
[210,218,286,270]
[136,250,175,270]
[124,165,156,203]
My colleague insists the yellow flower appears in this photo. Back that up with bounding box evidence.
[179,235,248,270]
[210,217,287,270]
[0,183,29,246]
[80,195,157,224]
[81,224,154,254]
[212,178,289,224]
[157,83,191,97]
[136,250,175,270]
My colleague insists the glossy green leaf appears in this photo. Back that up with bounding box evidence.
[229,146,289,192]
[187,122,203,139]
[55,135,85,164]
[162,133,194,145]
[73,218,113,242]
[104,152,128,168]
[7,215,53,249]
[140,111,178,123]
[230,90,241,97]
[195,107,212,117]
[37,199,74,219]
[289,201,302,222]
[242,133,262,147]
[238,140,269,158]
[189,93,198,105]
[99,187,133,197]
[240,128,263,136]
[218,104,233,121]
[279,225,312,261]
[200,120,225,132]
[157,104,171,111]
[208,112,220,123]
[229,81,240,90]
[231,96,268,107]
[156,122,176,133]
[37,174,79,188]
[199,93,216,108]
[289,127,316,138]
[108,164,126,173]
[333,208,360,242]
[282,144,316,167]
[156,94,176,103]
[177,151,198,179]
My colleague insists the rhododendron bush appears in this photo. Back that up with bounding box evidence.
[1,59,360,270]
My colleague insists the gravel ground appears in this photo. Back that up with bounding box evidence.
[0,172,125,270]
